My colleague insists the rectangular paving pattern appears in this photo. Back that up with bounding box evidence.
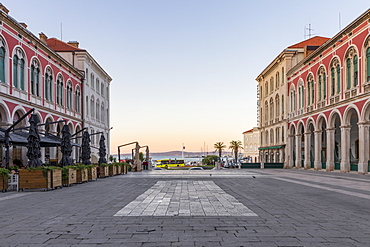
[114,180,258,217]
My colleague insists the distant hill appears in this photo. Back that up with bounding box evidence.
[113,150,232,157]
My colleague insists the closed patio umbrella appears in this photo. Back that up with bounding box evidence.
[81,130,91,166]
[26,114,42,168]
[98,134,107,165]
[60,124,73,167]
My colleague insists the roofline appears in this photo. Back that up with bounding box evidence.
[287,8,370,76]
[0,10,84,79]
[255,49,299,82]
[57,50,112,82]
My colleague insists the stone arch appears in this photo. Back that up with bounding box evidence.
[0,101,10,125]
[12,107,27,127]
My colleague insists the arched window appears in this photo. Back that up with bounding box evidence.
[91,73,94,89]
[96,79,100,94]
[30,59,40,96]
[317,68,326,101]
[12,48,25,90]
[101,82,104,97]
[91,97,94,118]
[264,101,268,123]
[366,47,370,82]
[66,81,72,109]
[76,86,81,113]
[290,88,296,112]
[345,47,358,89]
[282,126,284,142]
[56,75,63,106]
[96,100,100,120]
[45,67,53,101]
[0,41,5,83]
[276,72,279,88]
[281,95,284,114]
[270,77,274,92]
[269,98,274,121]
[275,95,280,117]
[101,104,104,121]
[281,67,285,84]
[307,74,315,105]
[298,82,304,109]
[85,96,89,115]
[329,58,341,97]
[265,81,268,96]
[354,55,358,87]
[276,127,279,144]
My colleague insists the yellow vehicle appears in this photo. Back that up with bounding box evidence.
[156,159,185,168]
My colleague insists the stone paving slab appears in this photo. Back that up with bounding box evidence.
[1,169,370,246]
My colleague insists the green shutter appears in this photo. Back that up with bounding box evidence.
[347,58,351,89]
[337,65,341,93]
[13,55,18,88]
[0,47,5,83]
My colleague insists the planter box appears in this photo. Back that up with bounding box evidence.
[0,176,9,192]
[19,169,52,191]
[88,166,97,181]
[124,165,129,174]
[51,169,62,188]
[99,166,109,178]
[109,165,117,176]
[62,168,77,186]
[76,168,88,183]
[116,165,122,175]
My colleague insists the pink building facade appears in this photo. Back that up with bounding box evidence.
[286,9,370,173]
[0,5,84,165]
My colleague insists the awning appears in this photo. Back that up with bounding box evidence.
[0,128,80,147]
[258,145,284,150]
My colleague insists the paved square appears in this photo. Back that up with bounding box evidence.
[114,180,258,217]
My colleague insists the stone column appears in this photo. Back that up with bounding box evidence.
[314,130,322,170]
[358,122,370,174]
[286,134,294,168]
[326,128,335,171]
[295,134,302,168]
[304,132,311,169]
[340,125,351,173]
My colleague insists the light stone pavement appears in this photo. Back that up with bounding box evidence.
[1,168,370,246]
[114,180,257,217]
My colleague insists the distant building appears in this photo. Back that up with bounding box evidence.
[256,36,329,164]
[242,127,260,162]
[47,39,112,163]
[0,4,84,165]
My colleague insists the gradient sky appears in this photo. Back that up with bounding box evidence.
[2,1,369,153]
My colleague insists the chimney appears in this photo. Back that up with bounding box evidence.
[39,32,48,44]
[68,41,79,48]
[0,4,9,14]
[19,22,27,29]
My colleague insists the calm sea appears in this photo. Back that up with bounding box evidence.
[112,155,202,163]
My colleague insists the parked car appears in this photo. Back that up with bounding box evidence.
[153,167,166,170]
[189,167,204,170]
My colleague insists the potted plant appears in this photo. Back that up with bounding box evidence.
[0,168,10,192]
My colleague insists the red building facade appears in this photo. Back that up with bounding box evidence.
[286,9,370,173]
[0,5,84,165]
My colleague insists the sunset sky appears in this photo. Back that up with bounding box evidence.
[2,0,369,153]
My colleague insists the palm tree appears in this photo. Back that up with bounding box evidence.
[214,142,226,159]
[229,140,243,162]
